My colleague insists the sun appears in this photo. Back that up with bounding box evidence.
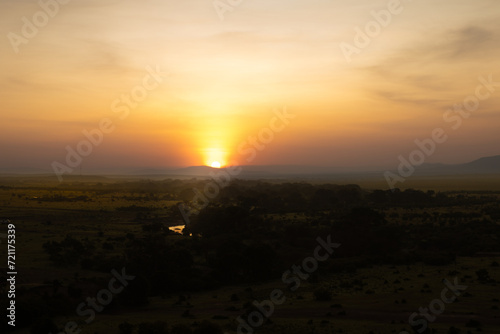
[203,147,227,168]
[211,161,222,168]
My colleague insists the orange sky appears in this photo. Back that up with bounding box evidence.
[0,0,499,172]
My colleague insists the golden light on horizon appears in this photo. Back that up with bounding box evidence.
[211,161,222,168]
[203,147,228,168]
[195,118,240,168]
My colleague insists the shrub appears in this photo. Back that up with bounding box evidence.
[138,321,168,334]
[30,318,58,334]
[314,287,332,301]
[465,319,481,328]
[193,321,223,334]
[118,322,134,334]
[171,324,193,334]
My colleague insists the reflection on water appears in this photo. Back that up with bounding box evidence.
[169,225,185,234]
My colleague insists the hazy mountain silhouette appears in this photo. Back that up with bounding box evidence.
[0,155,498,178]
[416,155,500,175]
[459,155,500,173]
[169,156,500,177]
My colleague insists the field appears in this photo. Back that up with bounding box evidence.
[1,175,499,334]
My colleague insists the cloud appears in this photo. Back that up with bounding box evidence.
[357,21,500,109]
[438,25,499,60]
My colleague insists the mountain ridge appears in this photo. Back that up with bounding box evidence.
[0,155,498,177]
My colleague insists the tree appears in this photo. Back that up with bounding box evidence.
[476,269,490,282]
[30,318,58,334]
[138,321,169,334]
[314,287,332,301]
[193,321,223,334]
[118,322,134,334]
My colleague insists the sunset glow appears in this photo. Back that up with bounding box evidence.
[0,0,499,173]
[203,147,229,169]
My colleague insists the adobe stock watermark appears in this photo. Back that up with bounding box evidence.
[213,0,244,21]
[178,106,296,227]
[0,219,10,244]
[236,235,341,334]
[401,277,467,334]
[7,0,72,54]
[339,0,413,63]
[51,65,167,182]
[385,74,499,190]
[51,267,135,334]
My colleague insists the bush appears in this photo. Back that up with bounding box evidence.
[118,322,134,334]
[30,318,58,334]
[193,321,223,334]
[171,324,193,334]
[314,287,332,301]
[138,321,169,334]
[465,319,481,328]
[476,269,490,282]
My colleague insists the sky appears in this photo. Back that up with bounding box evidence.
[0,0,499,173]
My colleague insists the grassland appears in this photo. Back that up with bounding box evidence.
[1,176,499,334]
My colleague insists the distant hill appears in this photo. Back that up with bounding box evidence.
[416,155,500,175]
[459,155,500,173]
[171,157,500,178]
[0,155,498,179]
